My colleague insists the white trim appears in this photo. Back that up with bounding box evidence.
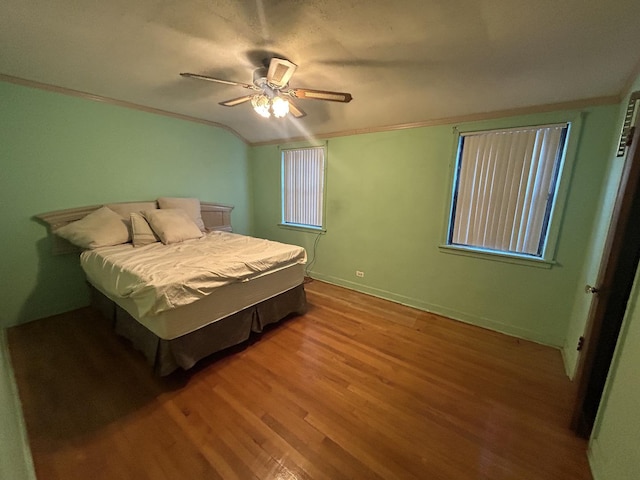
[277,223,326,234]
[308,272,565,346]
[443,113,584,265]
[0,74,245,143]
[458,121,570,137]
[438,244,554,268]
[250,96,619,146]
[2,73,618,148]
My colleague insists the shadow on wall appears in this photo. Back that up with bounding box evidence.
[17,235,89,325]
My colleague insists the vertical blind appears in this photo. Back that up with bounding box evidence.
[283,146,325,227]
[450,124,568,256]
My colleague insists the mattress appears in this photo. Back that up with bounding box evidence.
[97,263,305,339]
[81,231,307,339]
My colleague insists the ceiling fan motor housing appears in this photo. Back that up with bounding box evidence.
[252,67,269,89]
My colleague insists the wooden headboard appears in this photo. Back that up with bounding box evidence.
[36,201,234,254]
[199,202,234,231]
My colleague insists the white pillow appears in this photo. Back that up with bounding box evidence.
[157,197,205,231]
[106,202,158,219]
[55,206,130,249]
[144,209,204,244]
[130,212,160,247]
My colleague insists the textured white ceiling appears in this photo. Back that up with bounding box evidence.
[2,0,640,144]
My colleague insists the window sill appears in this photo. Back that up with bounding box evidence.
[438,244,555,269]
[278,223,326,234]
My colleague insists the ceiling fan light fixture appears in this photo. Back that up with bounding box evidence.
[182,57,351,121]
[271,96,290,118]
[250,94,290,119]
[251,94,271,118]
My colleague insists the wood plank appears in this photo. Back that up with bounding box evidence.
[8,280,592,479]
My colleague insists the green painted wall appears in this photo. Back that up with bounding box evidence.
[0,81,251,328]
[562,103,625,377]
[251,106,619,346]
[589,267,640,480]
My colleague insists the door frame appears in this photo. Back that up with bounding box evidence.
[571,92,640,437]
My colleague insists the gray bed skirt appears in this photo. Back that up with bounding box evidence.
[90,284,307,376]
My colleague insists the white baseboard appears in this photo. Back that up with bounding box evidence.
[308,272,565,348]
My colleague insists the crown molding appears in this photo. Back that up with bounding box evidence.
[249,95,620,147]
[0,73,248,144]
[1,73,621,148]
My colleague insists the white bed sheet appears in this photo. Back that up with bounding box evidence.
[91,263,305,339]
[81,231,307,319]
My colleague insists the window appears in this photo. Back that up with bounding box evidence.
[281,146,326,229]
[448,123,569,259]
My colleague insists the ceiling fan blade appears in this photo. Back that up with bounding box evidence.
[267,58,297,88]
[180,72,257,90]
[290,88,353,103]
[219,95,254,107]
[288,100,306,118]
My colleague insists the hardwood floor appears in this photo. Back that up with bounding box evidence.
[8,280,592,480]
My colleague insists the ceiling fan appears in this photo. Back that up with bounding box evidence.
[180,57,353,119]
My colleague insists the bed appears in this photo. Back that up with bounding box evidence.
[37,198,307,375]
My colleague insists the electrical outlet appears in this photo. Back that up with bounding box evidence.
[355,270,365,278]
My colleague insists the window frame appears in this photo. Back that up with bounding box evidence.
[440,113,584,268]
[279,142,328,233]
